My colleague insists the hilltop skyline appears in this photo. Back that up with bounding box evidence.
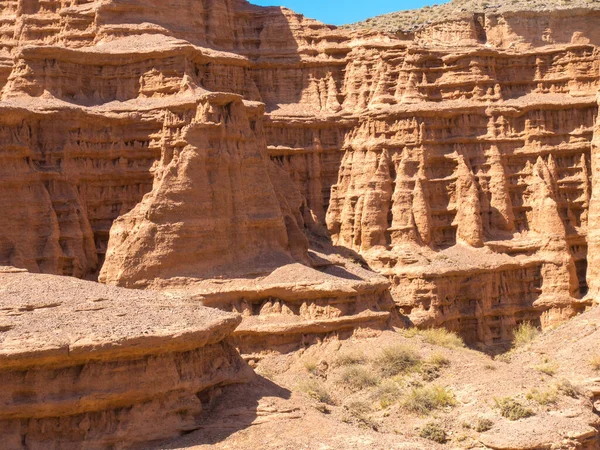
[250,0,446,25]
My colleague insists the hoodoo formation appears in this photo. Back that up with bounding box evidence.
[1,0,600,448]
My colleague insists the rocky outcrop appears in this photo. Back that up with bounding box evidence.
[98,94,308,287]
[0,268,249,449]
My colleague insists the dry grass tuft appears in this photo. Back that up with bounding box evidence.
[494,397,534,420]
[298,379,334,405]
[339,365,379,390]
[343,401,378,429]
[526,387,558,406]
[405,327,465,349]
[402,385,456,415]
[374,344,422,377]
[590,355,600,371]
[303,359,318,374]
[556,379,581,398]
[334,351,367,367]
[428,352,451,368]
[372,379,402,409]
[512,322,540,349]
[535,359,558,376]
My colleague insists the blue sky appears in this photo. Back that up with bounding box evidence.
[250,1,447,26]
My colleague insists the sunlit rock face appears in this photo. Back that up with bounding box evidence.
[0,0,599,350]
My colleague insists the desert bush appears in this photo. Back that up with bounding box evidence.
[405,327,465,348]
[333,351,367,367]
[526,387,558,405]
[494,397,534,420]
[590,355,600,371]
[372,379,402,409]
[423,328,465,348]
[512,322,540,348]
[297,379,334,405]
[475,418,494,432]
[535,360,558,376]
[428,352,451,368]
[340,365,379,390]
[303,359,318,374]
[556,379,580,398]
[374,345,422,377]
[419,422,447,444]
[402,385,456,415]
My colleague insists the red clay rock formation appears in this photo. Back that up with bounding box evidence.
[0,0,598,350]
[0,267,249,450]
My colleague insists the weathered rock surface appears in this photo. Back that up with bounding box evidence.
[0,0,599,351]
[0,268,250,449]
[159,304,600,450]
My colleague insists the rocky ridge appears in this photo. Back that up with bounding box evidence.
[346,0,600,34]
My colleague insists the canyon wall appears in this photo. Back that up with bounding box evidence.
[0,0,598,349]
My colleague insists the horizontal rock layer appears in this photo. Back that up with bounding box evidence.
[0,269,249,450]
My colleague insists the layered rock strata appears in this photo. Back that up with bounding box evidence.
[0,267,249,450]
[0,0,599,348]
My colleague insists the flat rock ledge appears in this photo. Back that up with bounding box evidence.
[0,270,250,450]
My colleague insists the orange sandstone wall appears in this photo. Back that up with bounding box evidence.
[0,0,598,346]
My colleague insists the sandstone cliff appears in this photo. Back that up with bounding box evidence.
[0,0,598,352]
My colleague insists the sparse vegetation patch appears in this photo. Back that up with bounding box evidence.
[344,0,600,33]
[340,365,379,390]
[526,387,558,406]
[375,344,422,377]
[475,418,494,432]
[512,322,540,349]
[298,379,334,405]
[494,397,534,420]
[402,385,456,415]
[334,351,367,367]
[419,422,447,444]
[405,327,465,348]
